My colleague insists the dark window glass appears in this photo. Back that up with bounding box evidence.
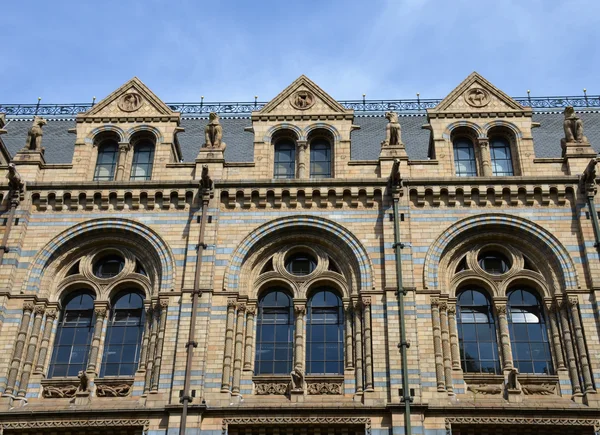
[48,291,95,378]
[130,142,155,180]
[100,291,145,377]
[457,289,501,374]
[310,139,331,178]
[255,290,293,375]
[94,141,119,181]
[490,137,514,176]
[453,138,477,177]
[306,289,343,375]
[508,288,553,374]
[285,253,317,276]
[274,141,295,179]
[93,255,125,278]
[478,251,510,274]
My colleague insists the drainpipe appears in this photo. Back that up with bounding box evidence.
[582,158,600,249]
[0,164,24,267]
[390,160,411,435]
[180,165,213,435]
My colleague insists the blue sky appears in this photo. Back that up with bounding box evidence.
[1,0,598,104]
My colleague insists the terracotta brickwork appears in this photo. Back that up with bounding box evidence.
[0,73,599,434]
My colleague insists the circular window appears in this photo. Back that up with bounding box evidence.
[478,251,510,275]
[285,253,317,276]
[93,254,125,278]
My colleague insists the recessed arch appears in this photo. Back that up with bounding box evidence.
[441,120,485,140]
[264,124,304,143]
[125,124,164,143]
[86,125,126,144]
[482,120,523,139]
[305,123,341,142]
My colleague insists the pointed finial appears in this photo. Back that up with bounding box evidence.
[583,88,587,96]
[35,97,42,115]
[92,96,96,107]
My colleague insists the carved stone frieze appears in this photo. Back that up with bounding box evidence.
[467,384,503,395]
[445,416,599,428]
[117,92,143,112]
[254,381,288,395]
[1,419,150,430]
[306,381,343,395]
[95,382,133,397]
[222,417,372,435]
[521,383,556,395]
[42,383,78,398]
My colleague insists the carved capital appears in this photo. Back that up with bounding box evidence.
[227,299,237,308]
[45,309,57,319]
[430,297,440,307]
[237,303,246,312]
[447,304,456,315]
[246,305,257,315]
[353,300,363,310]
[294,305,306,315]
[568,296,579,307]
[297,140,308,151]
[159,299,169,309]
[495,304,507,315]
[34,305,46,315]
[477,138,489,148]
[23,301,35,312]
[94,307,107,317]
[361,297,372,307]
[439,301,448,311]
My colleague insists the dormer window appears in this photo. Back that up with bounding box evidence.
[490,137,514,176]
[453,137,477,177]
[93,135,119,181]
[310,138,331,179]
[130,141,155,181]
[274,141,296,179]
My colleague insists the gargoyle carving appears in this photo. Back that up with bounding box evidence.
[200,164,214,191]
[290,367,304,391]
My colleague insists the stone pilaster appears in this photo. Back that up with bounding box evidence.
[5,301,34,396]
[34,308,57,374]
[430,298,445,391]
[243,305,256,371]
[495,302,513,370]
[293,304,306,372]
[447,304,461,370]
[297,141,308,179]
[232,303,246,395]
[439,301,453,394]
[353,300,364,394]
[221,299,237,392]
[115,142,130,181]
[568,297,595,393]
[17,305,45,397]
[559,299,582,395]
[544,301,565,371]
[137,305,153,372]
[477,138,492,176]
[144,306,160,395]
[362,297,374,392]
[87,303,108,374]
[150,299,168,392]
[344,303,354,370]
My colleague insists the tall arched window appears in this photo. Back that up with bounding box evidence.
[255,290,294,374]
[94,141,119,181]
[453,138,477,177]
[306,289,344,375]
[508,288,553,374]
[490,137,514,176]
[274,140,296,179]
[100,290,145,377]
[130,141,155,181]
[310,139,331,178]
[457,288,501,374]
[48,290,95,378]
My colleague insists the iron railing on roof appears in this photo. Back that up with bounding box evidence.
[1,95,599,118]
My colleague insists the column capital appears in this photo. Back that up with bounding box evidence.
[430,297,440,307]
[227,298,237,308]
[495,304,508,315]
[246,305,256,315]
[361,296,372,307]
[34,305,45,315]
[237,303,247,312]
[446,304,456,315]
[23,300,35,312]
[477,138,489,148]
[568,296,579,307]
[294,304,306,315]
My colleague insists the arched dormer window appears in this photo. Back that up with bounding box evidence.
[457,288,500,374]
[94,136,119,181]
[306,289,343,375]
[130,139,155,181]
[507,288,552,374]
[255,289,294,374]
[100,290,145,377]
[310,138,332,178]
[48,290,95,378]
[490,137,514,176]
[273,134,296,179]
[453,137,477,177]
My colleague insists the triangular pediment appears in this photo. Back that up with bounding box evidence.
[430,72,528,114]
[79,77,178,120]
[257,75,351,116]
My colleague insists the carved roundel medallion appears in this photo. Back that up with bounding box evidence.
[465,88,490,108]
[118,92,143,112]
[291,90,315,110]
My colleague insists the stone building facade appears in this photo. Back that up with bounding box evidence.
[0,73,599,434]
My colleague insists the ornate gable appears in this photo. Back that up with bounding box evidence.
[254,75,353,120]
[429,72,530,118]
[77,77,179,123]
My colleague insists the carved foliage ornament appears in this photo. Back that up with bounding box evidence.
[1,419,150,430]
[307,381,343,395]
[42,383,78,398]
[465,87,490,108]
[95,383,133,397]
[291,90,315,110]
[222,417,372,435]
[118,92,143,112]
[255,382,288,395]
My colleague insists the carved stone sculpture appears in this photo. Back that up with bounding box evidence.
[382,112,402,147]
[290,367,304,391]
[204,112,224,149]
[521,383,556,395]
[118,92,143,112]
[306,382,343,395]
[506,368,520,390]
[201,164,214,191]
[77,370,89,393]
[467,384,503,395]
[24,116,47,152]
[581,157,600,195]
[42,384,78,398]
[563,106,588,143]
[7,163,25,200]
[95,383,132,397]
[255,382,288,395]
[390,159,402,188]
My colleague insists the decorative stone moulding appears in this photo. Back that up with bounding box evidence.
[222,417,372,435]
[306,376,344,395]
[94,378,134,397]
[465,88,490,107]
[1,419,150,431]
[253,376,289,395]
[290,90,315,110]
[41,379,79,398]
[117,92,143,112]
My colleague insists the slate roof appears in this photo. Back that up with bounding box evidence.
[2,111,600,164]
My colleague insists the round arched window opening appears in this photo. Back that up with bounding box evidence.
[285,253,317,276]
[477,251,511,275]
[93,254,125,278]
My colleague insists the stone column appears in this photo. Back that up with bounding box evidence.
[477,138,493,176]
[344,303,354,370]
[439,301,453,394]
[232,303,246,395]
[568,297,595,393]
[559,299,582,395]
[297,141,308,179]
[495,302,514,370]
[5,301,34,396]
[447,304,461,370]
[115,142,130,181]
[353,300,364,394]
[151,299,168,392]
[35,308,57,374]
[17,305,45,397]
[144,306,160,394]
[221,299,237,392]
[294,304,306,371]
[86,303,108,374]
[430,298,445,391]
[243,305,256,371]
[544,301,565,371]
[362,297,374,391]
[137,304,153,372]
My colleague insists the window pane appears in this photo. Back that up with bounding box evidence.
[255,290,293,375]
[306,289,343,375]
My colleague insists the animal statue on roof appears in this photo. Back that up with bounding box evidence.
[204,112,224,149]
[6,163,25,202]
[382,111,402,147]
[24,116,47,152]
[563,106,588,143]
